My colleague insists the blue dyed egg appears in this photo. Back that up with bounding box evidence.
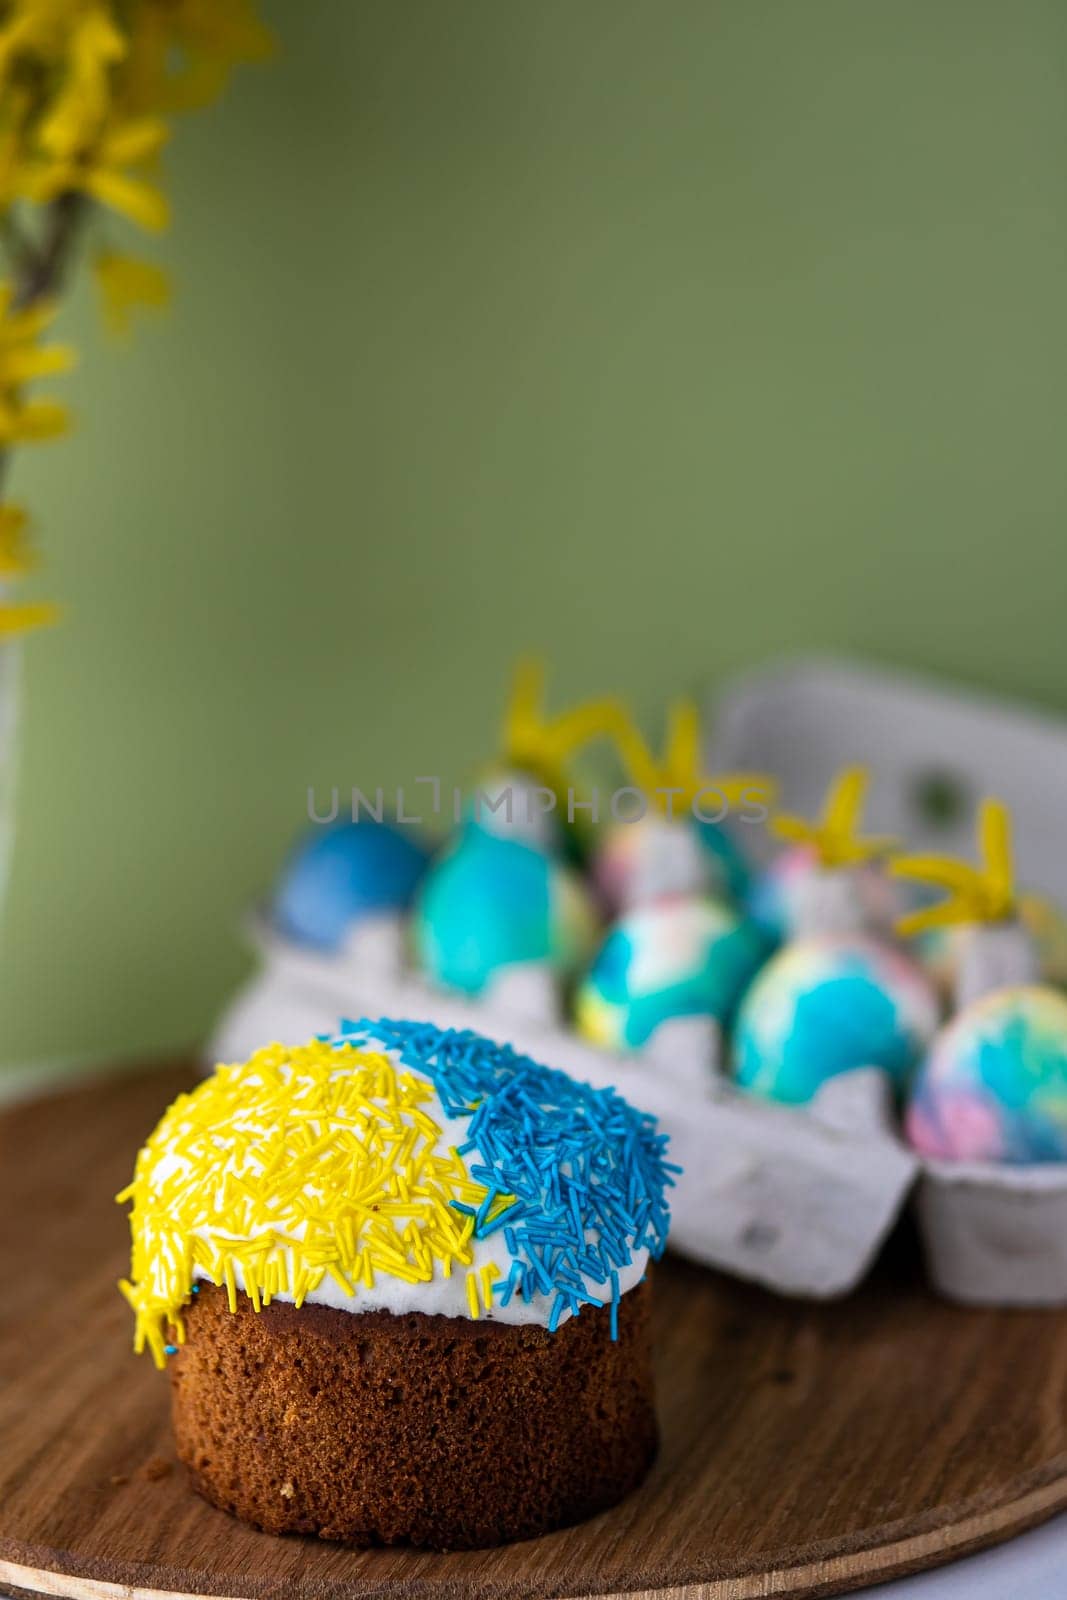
[575,898,769,1051]
[414,830,596,995]
[273,821,430,951]
[907,985,1067,1164]
[734,935,939,1105]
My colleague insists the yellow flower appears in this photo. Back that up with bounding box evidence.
[121,0,274,116]
[0,0,94,70]
[0,504,35,577]
[0,599,59,637]
[38,2,127,160]
[0,0,123,154]
[93,248,169,336]
[0,113,27,212]
[0,282,76,443]
[23,113,170,232]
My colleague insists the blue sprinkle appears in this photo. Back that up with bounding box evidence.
[476,1201,519,1238]
[335,1018,675,1341]
[164,1343,178,1356]
[500,1260,524,1308]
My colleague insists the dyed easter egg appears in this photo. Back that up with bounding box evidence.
[746,845,897,943]
[273,821,430,952]
[906,986,1067,1164]
[575,898,769,1051]
[733,935,940,1105]
[414,830,596,995]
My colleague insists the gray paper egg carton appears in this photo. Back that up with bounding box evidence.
[208,659,1067,1307]
[709,655,1067,1306]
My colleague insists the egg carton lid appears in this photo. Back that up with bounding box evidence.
[208,910,917,1301]
[708,654,1067,1304]
[706,653,1067,901]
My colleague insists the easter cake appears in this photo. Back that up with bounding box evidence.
[118,1020,673,1549]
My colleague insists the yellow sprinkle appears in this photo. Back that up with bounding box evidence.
[465,1271,480,1320]
[116,1038,492,1355]
[323,1263,355,1297]
[479,1261,499,1309]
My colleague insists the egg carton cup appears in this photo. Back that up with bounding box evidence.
[913,1159,1067,1307]
[208,912,918,1302]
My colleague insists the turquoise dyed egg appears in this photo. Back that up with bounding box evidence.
[273,821,430,952]
[575,898,769,1051]
[414,829,596,995]
[907,985,1067,1164]
[733,934,940,1105]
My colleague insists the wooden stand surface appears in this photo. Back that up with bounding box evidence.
[1,1063,1065,1600]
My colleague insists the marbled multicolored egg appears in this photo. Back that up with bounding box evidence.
[575,898,769,1051]
[733,935,940,1105]
[414,830,596,995]
[906,985,1067,1164]
[746,845,898,943]
[273,821,430,952]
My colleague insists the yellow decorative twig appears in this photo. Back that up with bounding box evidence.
[771,765,896,868]
[611,695,775,816]
[0,0,274,615]
[499,658,632,800]
[892,797,1016,937]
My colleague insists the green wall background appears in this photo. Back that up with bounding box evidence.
[4,0,1067,1067]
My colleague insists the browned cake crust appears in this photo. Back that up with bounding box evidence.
[169,1278,657,1549]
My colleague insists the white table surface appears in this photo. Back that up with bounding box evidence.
[845,1514,1066,1598]
[4,1060,1063,1599]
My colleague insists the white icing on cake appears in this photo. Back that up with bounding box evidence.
[164,1046,648,1330]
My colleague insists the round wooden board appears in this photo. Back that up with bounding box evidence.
[1,1064,1066,1600]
